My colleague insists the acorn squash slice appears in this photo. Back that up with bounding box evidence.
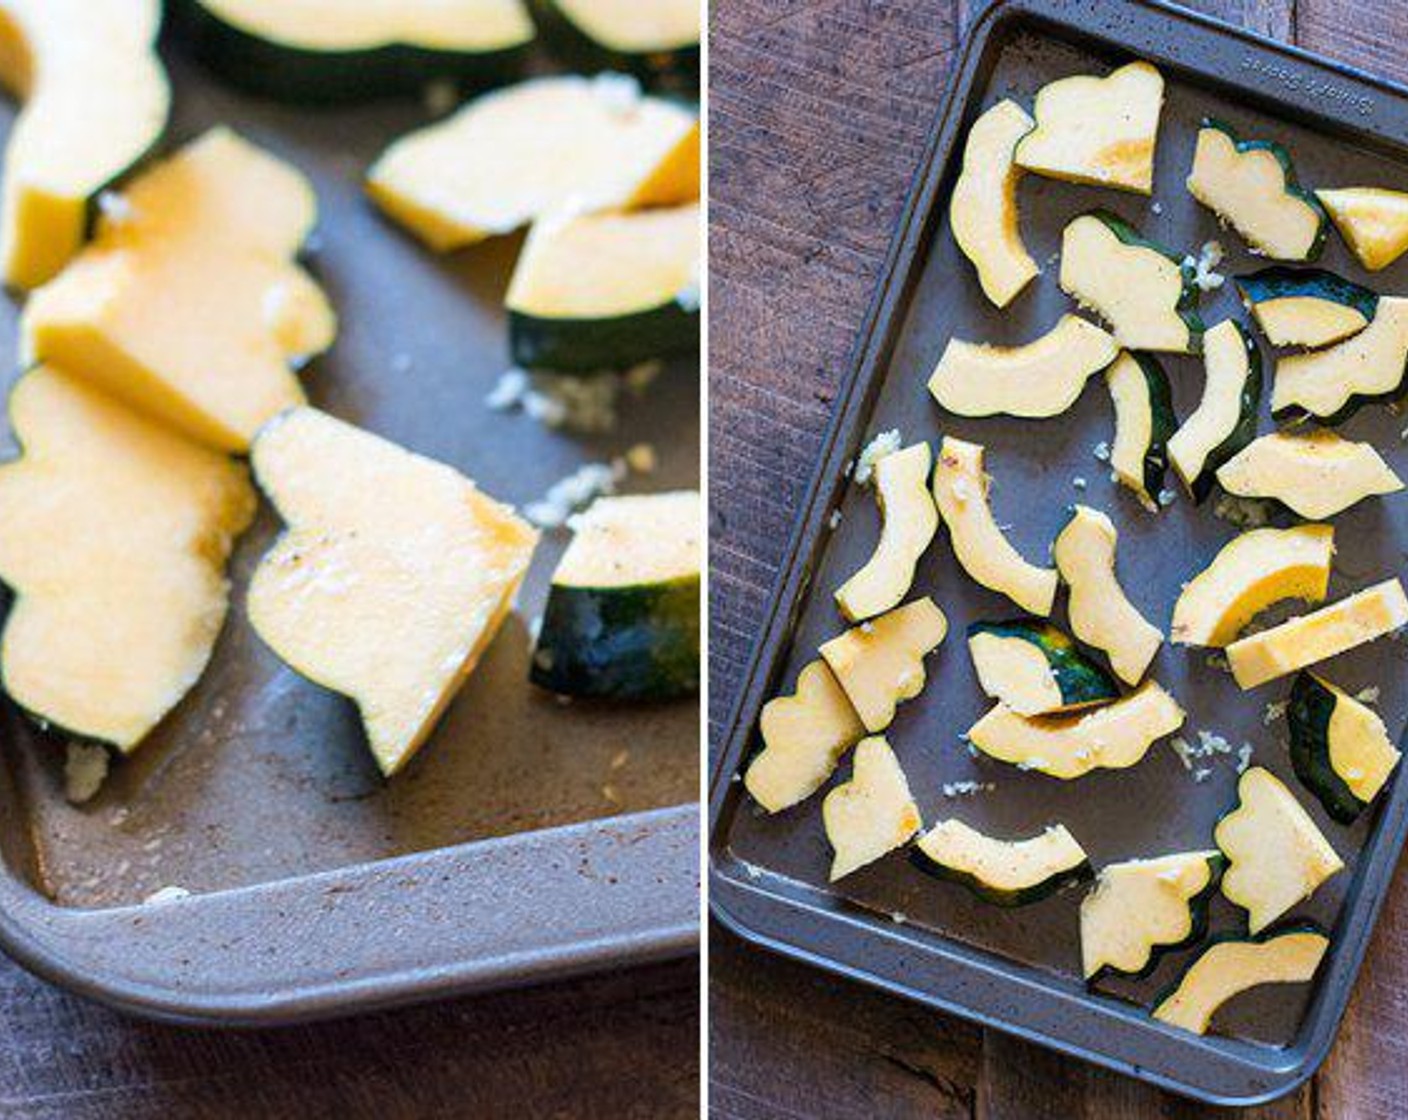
[1236,267,1377,349]
[177,0,534,102]
[0,0,169,291]
[819,598,947,734]
[1226,579,1408,690]
[531,0,699,89]
[932,438,1057,616]
[822,736,922,881]
[1170,524,1334,649]
[1080,851,1224,980]
[1216,430,1402,520]
[1166,319,1261,503]
[836,442,937,623]
[1289,672,1402,824]
[950,98,1038,308]
[1053,505,1162,685]
[1059,212,1202,353]
[531,491,698,700]
[1215,767,1343,933]
[966,619,1118,717]
[248,408,539,777]
[1013,61,1163,194]
[746,660,864,814]
[22,128,335,454]
[507,203,699,372]
[1152,927,1329,1036]
[1271,296,1408,424]
[914,820,1090,906]
[367,75,696,251]
[1317,186,1408,271]
[967,681,1185,780]
[1106,350,1176,511]
[0,366,255,751]
[926,314,1116,419]
[1186,121,1326,261]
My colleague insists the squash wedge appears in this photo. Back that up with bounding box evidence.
[1288,671,1401,824]
[0,367,255,751]
[1216,430,1402,520]
[1236,267,1376,349]
[248,408,539,777]
[932,438,1057,616]
[836,442,938,622]
[1167,319,1261,502]
[822,736,922,881]
[746,660,864,814]
[1170,525,1334,649]
[367,75,696,251]
[176,0,534,101]
[23,128,335,454]
[1106,350,1177,511]
[0,0,170,290]
[531,0,699,89]
[914,820,1091,906]
[819,598,948,734]
[1272,296,1408,424]
[967,619,1118,717]
[1317,186,1408,271]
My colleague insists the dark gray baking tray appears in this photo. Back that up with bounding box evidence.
[0,42,699,1023]
[710,0,1408,1105]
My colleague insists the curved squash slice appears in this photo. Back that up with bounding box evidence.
[822,736,921,881]
[1170,525,1334,649]
[1272,296,1408,424]
[1060,212,1202,353]
[1081,851,1223,980]
[0,0,169,291]
[0,367,255,750]
[1014,61,1163,194]
[1227,579,1408,690]
[531,491,698,700]
[951,99,1038,308]
[1215,767,1343,933]
[1186,122,1326,261]
[914,820,1090,906]
[746,660,864,814]
[968,681,1185,780]
[926,315,1116,419]
[1289,672,1401,824]
[507,203,699,372]
[1167,319,1261,502]
[819,598,948,733]
[836,443,937,622]
[178,0,534,101]
[1317,187,1408,271]
[532,0,699,89]
[1236,267,1376,349]
[23,128,335,454]
[1216,430,1402,520]
[367,75,696,251]
[1053,505,1162,685]
[932,438,1057,616]
[967,619,1118,717]
[1152,928,1329,1036]
[1106,351,1176,511]
[248,408,539,777]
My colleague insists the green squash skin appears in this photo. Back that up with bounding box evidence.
[528,0,699,92]
[510,302,699,373]
[1235,266,1379,329]
[1088,209,1206,354]
[1189,321,1262,504]
[530,576,699,699]
[1201,119,1328,261]
[966,619,1119,713]
[1288,672,1372,824]
[908,846,1092,907]
[1126,352,1177,503]
[1086,854,1226,984]
[172,1,532,102]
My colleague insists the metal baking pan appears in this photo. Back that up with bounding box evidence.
[0,42,699,1024]
[709,0,1408,1104]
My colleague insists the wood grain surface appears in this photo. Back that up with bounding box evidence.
[708,1,1408,1117]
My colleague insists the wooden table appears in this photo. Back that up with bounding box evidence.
[708,1,1408,1116]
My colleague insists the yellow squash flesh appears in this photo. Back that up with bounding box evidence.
[1186,127,1322,260]
[819,598,948,733]
[552,0,699,52]
[1317,187,1408,271]
[247,408,539,777]
[0,0,170,290]
[1216,430,1402,520]
[1272,296,1408,419]
[23,128,335,454]
[0,366,255,751]
[1080,851,1219,978]
[822,736,922,881]
[835,443,937,622]
[1060,215,1191,352]
[192,0,534,51]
